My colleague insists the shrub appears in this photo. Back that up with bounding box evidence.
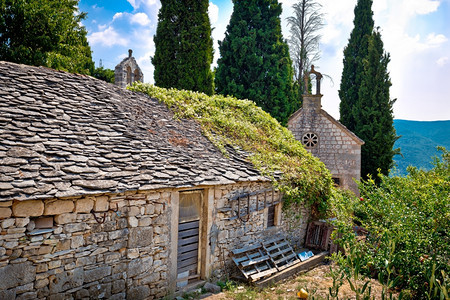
[333,148,449,298]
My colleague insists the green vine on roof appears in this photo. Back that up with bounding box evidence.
[129,83,333,217]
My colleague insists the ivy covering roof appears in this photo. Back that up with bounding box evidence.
[129,84,333,209]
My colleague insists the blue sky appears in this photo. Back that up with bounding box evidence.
[79,0,450,121]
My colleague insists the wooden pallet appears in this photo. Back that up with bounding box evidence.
[231,237,301,282]
[263,236,300,272]
[231,244,278,282]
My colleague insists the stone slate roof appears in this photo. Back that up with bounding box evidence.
[0,61,264,201]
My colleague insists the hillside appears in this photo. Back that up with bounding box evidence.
[393,119,450,175]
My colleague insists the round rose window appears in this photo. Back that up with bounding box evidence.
[302,132,318,148]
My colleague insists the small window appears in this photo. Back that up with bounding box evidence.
[302,132,318,148]
[332,177,341,186]
[267,205,275,227]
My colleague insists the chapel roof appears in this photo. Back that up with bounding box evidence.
[0,61,263,201]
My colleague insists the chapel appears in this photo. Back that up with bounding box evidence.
[288,66,364,194]
[114,49,144,88]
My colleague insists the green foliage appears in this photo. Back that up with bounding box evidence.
[92,67,114,83]
[356,29,399,179]
[0,0,94,74]
[129,83,333,217]
[332,148,450,298]
[339,0,398,179]
[215,0,297,125]
[152,0,214,95]
[339,0,373,131]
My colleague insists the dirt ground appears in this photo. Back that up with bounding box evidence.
[202,263,389,300]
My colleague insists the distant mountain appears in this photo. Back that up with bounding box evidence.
[392,119,450,176]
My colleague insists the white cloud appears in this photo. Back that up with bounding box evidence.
[127,0,158,9]
[209,2,219,24]
[409,0,440,15]
[130,12,151,25]
[88,26,128,47]
[437,56,449,66]
[113,12,124,21]
[426,33,448,47]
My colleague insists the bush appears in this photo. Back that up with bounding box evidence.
[333,148,449,298]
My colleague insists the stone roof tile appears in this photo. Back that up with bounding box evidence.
[0,61,266,201]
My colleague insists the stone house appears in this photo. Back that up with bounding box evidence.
[288,67,364,194]
[0,61,309,299]
[114,49,144,88]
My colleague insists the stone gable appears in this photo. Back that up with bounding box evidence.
[288,67,364,194]
[114,49,144,88]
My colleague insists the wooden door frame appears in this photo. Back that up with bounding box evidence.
[168,187,214,295]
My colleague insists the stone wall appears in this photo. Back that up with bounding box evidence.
[208,182,309,279]
[0,190,170,300]
[288,96,362,194]
[0,182,311,299]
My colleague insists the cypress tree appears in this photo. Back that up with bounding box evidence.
[338,0,374,131]
[356,30,398,178]
[339,0,399,179]
[215,0,295,125]
[152,0,214,95]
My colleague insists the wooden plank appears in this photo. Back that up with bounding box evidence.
[177,256,198,269]
[176,274,200,283]
[233,252,261,264]
[178,228,199,238]
[243,263,270,276]
[268,246,293,258]
[276,260,299,271]
[178,236,199,247]
[177,249,198,261]
[231,244,261,255]
[265,241,289,252]
[178,220,200,231]
[240,255,270,267]
[178,242,198,253]
[177,262,198,274]
[249,267,278,281]
[274,253,298,265]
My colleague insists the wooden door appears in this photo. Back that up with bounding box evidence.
[177,190,203,288]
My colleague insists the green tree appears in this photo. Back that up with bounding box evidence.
[339,0,398,178]
[92,67,115,83]
[356,30,398,177]
[215,0,295,125]
[152,0,214,95]
[339,0,374,131]
[0,0,94,74]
